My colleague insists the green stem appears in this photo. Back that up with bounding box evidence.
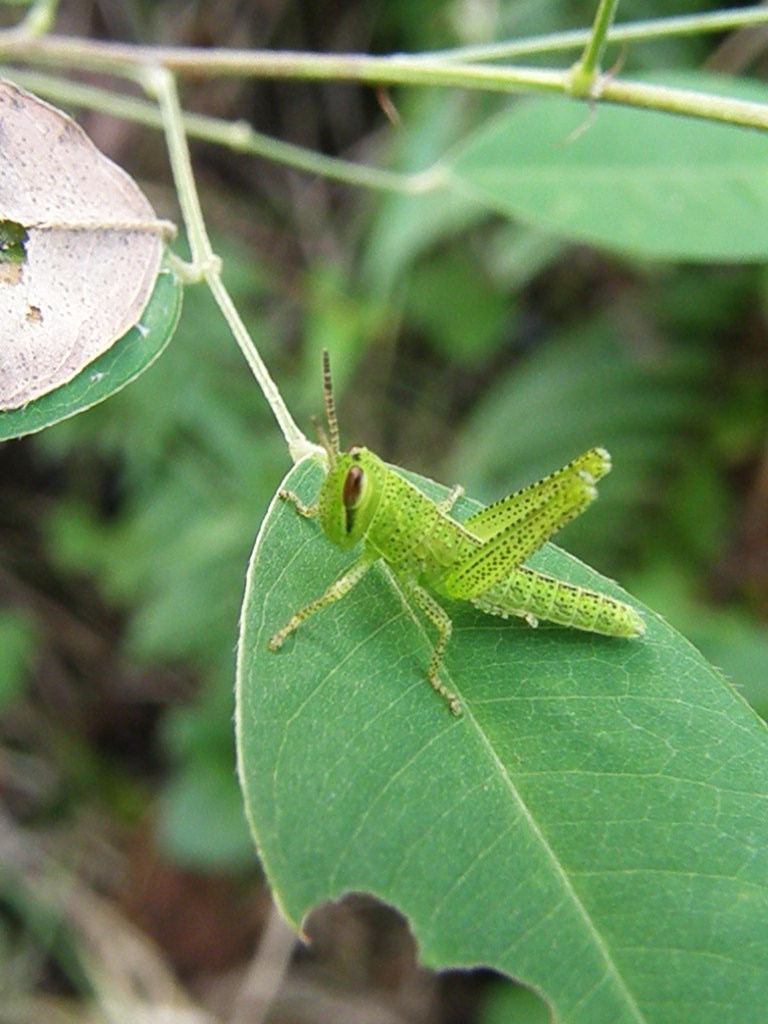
[426,6,768,63]
[206,272,318,464]
[570,0,621,96]
[4,34,768,134]
[7,0,58,37]
[3,7,768,73]
[0,34,566,91]
[141,66,315,462]
[138,67,212,273]
[596,75,768,129]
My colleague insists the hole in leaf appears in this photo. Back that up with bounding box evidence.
[0,218,28,265]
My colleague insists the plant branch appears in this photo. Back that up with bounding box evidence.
[4,28,768,135]
[3,6,768,69]
[141,65,315,463]
[572,0,621,92]
[397,6,768,64]
[586,0,620,58]
[4,0,58,37]
[138,67,213,274]
[0,31,562,87]
[596,74,768,129]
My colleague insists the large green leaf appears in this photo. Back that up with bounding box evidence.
[0,261,182,441]
[448,73,768,261]
[237,459,768,1024]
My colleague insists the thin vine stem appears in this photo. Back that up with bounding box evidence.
[0,35,566,92]
[571,0,621,95]
[141,65,316,463]
[4,26,768,134]
[424,6,768,63]
[4,7,768,68]
[6,0,58,36]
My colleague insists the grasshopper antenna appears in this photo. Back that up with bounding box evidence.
[311,350,340,466]
[321,352,339,456]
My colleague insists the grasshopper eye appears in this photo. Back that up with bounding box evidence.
[342,465,364,509]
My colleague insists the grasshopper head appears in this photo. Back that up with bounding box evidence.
[312,352,384,548]
[317,447,384,548]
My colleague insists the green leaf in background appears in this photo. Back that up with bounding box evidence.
[360,91,486,297]
[628,561,768,723]
[36,242,288,873]
[404,247,510,363]
[448,73,768,261]
[0,261,182,441]
[159,758,257,871]
[237,459,768,1024]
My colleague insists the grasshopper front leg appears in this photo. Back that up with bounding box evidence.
[277,488,318,519]
[268,489,377,650]
[267,554,376,651]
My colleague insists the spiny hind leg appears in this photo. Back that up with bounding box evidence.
[442,450,612,601]
[463,447,610,542]
[268,556,374,650]
[401,578,461,715]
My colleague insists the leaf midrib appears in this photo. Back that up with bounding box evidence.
[472,709,649,1023]
[383,559,649,1023]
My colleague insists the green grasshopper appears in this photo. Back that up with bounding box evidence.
[268,353,644,714]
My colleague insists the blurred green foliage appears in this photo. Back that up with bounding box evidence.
[35,242,297,868]
[0,609,35,708]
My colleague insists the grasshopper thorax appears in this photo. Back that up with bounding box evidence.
[317,446,386,549]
